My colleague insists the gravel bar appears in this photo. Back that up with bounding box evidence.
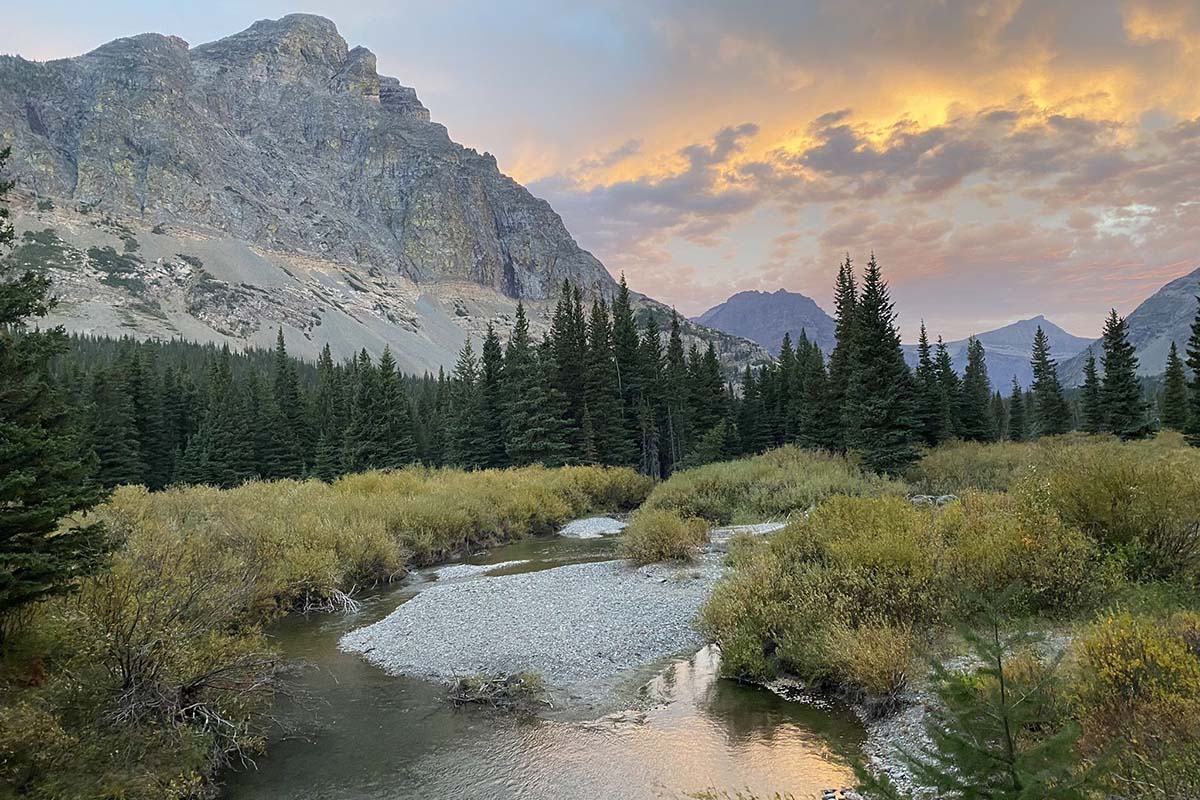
[340,558,721,688]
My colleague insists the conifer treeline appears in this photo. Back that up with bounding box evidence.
[56,259,1200,490]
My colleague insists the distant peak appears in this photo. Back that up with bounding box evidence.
[194,13,349,73]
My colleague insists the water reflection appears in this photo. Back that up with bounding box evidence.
[223,538,862,800]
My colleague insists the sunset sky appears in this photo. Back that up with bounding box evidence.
[5,0,1199,339]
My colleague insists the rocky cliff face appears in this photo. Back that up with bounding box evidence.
[0,14,612,300]
[0,15,765,372]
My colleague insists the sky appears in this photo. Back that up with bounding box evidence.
[4,1,1200,339]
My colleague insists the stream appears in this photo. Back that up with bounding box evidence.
[222,535,865,800]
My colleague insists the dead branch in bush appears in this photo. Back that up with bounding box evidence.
[447,672,551,713]
[298,585,362,615]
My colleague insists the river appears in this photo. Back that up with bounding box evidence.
[222,535,864,800]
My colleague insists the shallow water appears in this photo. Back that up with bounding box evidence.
[222,536,864,800]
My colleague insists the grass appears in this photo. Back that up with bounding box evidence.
[0,463,650,799]
[641,446,906,525]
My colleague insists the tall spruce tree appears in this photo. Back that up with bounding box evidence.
[844,255,917,474]
[1030,326,1071,437]
[663,312,691,468]
[503,305,571,466]
[610,274,643,458]
[312,344,346,481]
[1079,352,1105,434]
[826,255,858,450]
[445,340,484,467]
[958,337,994,442]
[637,316,666,477]
[377,347,418,468]
[990,390,1008,441]
[475,327,508,468]
[1187,297,1200,447]
[583,299,631,465]
[1007,378,1027,442]
[913,322,946,446]
[0,147,110,639]
[1099,309,1148,440]
[1161,341,1189,431]
[934,337,961,439]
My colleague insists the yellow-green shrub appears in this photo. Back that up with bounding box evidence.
[819,621,916,716]
[908,438,1058,494]
[702,492,1115,705]
[937,491,1118,613]
[643,446,905,524]
[1020,441,1200,581]
[1072,612,1200,797]
[618,509,709,564]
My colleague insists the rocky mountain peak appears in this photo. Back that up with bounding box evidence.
[192,14,349,79]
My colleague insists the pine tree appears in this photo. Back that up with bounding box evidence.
[826,255,858,450]
[270,328,306,476]
[1079,352,1105,434]
[444,340,483,468]
[0,146,110,638]
[1187,297,1200,447]
[344,350,387,472]
[475,327,508,468]
[990,390,1008,442]
[1099,309,1148,440]
[583,299,631,465]
[312,344,346,481]
[1007,378,1027,442]
[377,347,418,468]
[913,322,946,447]
[858,597,1097,800]
[87,370,143,487]
[610,274,643,458]
[637,317,665,477]
[958,337,993,442]
[934,337,961,439]
[1030,326,1071,437]
[1162,341,1189,431]
[844,255,917,474]
[503,305,571,466]
[663,312,691,468]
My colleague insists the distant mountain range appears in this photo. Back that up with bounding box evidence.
[1060,267,1200,386]
[901,316,1092,391]
[693,289,837,355]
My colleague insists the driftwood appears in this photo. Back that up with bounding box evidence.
[447,672,551,712]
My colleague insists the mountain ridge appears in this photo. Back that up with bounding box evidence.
[0,14,766,372]
[692,288,837,355]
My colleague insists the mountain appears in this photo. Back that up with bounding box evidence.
[692,289,837,355]
[903,316,1092,392]
[0,14,764,372]
[1060,267,1200,385]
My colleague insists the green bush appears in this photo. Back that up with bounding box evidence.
[1019,440,1200,581]
[619,509,709,564]
[1072,611,1200,798]
[643,446,905,524]
[702,492,1112,707]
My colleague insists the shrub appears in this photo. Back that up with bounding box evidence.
[643,446,905,524]
[1072,612,1200,797]
[908,435,1076,494]
[619,509,709,564]
[820,621,916,716]
[702,493,1116,699]
[1020,441,1200,581]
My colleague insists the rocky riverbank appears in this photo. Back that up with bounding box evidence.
[340,556,725,696]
